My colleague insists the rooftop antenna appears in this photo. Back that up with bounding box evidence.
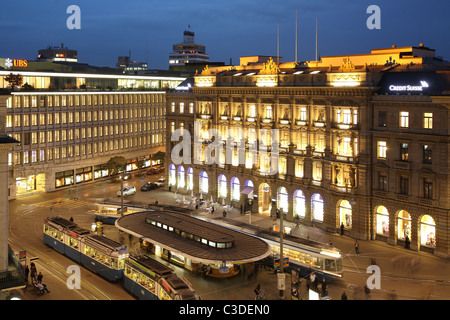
[295,9,298,63]
[277,23,280,65]
[315,17,318,61]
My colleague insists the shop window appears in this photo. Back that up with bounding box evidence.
[293,190,305,218]
[397,210,411,240]
[338,200,352,228]
[177,166,185,189]
[311,193,324,222]
[277,187,288,214]
[375,206,389,236]
[231,177,240,201]
[420,215,436,248]
[218,174,227,199]
[199,171,208,194]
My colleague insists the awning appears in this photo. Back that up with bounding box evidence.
[241,186,254,195]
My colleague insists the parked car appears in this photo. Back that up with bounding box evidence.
[154,177,165,187]
[140,182,157,192]
[117,186,136,197]
[146,167,163,175]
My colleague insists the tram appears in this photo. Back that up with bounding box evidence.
[43,216,200,300]
[43,216,128,281]
[124,255,200,300]
[208,218,343,281]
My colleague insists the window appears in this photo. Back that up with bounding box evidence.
[377,141,387,159]
[423,145,432,164]
[265,106,272,119]
[171,102,175,113]
[423,179,433,199]
[249,105,256,118]
[300,107,307,121]
[400,143,409,161]
[423,113,433,129]
[400,111,409,128]
[179,103,184,114]
[189,103,194,114]
[400,176,409,195]
[378,173,388,191]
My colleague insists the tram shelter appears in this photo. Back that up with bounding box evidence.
[115,211,272,277]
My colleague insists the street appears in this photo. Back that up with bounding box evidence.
[7,171,450,300]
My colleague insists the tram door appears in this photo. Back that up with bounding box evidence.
[258,183,271,215]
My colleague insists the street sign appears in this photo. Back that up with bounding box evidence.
[277,273,286,290]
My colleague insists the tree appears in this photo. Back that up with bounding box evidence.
[152,151,166,165]
[4,73,23,90]
[106,156,127,175]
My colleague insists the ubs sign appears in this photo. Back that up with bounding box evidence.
[389,81,429,92]
[5,58,28,68]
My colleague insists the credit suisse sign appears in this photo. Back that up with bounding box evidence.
[389,81,429,92]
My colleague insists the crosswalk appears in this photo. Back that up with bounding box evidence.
[32,197,95,210]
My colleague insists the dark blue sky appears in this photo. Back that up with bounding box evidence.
[1,0,449,70]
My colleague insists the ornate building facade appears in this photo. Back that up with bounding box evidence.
[166,45,450,258]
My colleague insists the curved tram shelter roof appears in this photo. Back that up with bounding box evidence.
[115,211,271,265]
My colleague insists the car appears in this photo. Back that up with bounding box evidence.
[154,177,165,187]
[140,182,157,192]
[114,172,132,181]
[117,186,136,197]
[146,167,163,175]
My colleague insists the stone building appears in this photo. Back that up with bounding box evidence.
[165,44,450,258]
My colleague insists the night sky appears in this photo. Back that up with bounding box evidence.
[1,0,449,70]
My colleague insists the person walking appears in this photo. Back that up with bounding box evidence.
[355,240,360,255]
[223,210,227,218]
[37,282,50,293]
[321,278,328,297]
[341,291,348,300]
[340,222,345,236]
[30,262,37,283]
[37,272,43,284]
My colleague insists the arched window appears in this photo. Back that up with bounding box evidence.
[168,164,176,186]
[311,193,324,222]
[231,177,240,201]
[245,180,254,188]
[397,210,411,240]
[293,190,306,218]
[218,174,227,198]
[199,171,208,194]
[420,215,436,248]
[338,200,352,228]
[177,166,185,189]
[277,187,288,213]
[375,206,389,236]
[186,167,193,191]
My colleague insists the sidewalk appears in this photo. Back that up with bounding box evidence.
[145,189,450,284]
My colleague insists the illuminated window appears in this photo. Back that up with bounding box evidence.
[400,111,409,128]
[338,200,352,228]
[423,145,432,164]
[293,190,305,218]
[423,113,433,129]
[218,174,227,198]
[311,193,324,222]
[299,107,307,121]
[295,159,304,178]
[249,105,256,118]
[375,206,389,236]
[397,210,411,240]
[377,141,387,159]
[420,215,436,248]
[400,143,409,161]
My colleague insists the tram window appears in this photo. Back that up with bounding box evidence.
[162,224,168,230]
[181,231,186,238]
[325,259,336,271]
[194,236,201,242]
[217,243,226,248]
[201,238,208,245]
[67,237,79,249]
[187,233,193,240]
[209,241,216,247]
[157,223,162,228]
[169,226,174,232]
[226,242,232,248]
[175,229,180,235]
[118,258,126,269]
[111,258,118,268]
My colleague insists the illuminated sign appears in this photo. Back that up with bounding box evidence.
[389,81,429,92]
[4,58,28,68]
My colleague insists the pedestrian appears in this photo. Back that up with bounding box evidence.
[340,222,344,236]
[37,272,43,284]
[37,282,50,293]
[240,204,243,215]
[30,262,37,283]
[328,239,333,246]
[309,271,316,290]
[276,209,280,218]
[223,210,227,218]
[370,257,377,265]
[70,216,74,222]
[321,278,328,297]
[364,284,371,299]
[211,206,215,214]
[24,265,29,286]
[247,263,254,280]
[341,291,348,300]
[355,240,360,255]
[254,283,261,297]
[405,235,410,249]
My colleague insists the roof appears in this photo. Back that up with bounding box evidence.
[116,211,271,264]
